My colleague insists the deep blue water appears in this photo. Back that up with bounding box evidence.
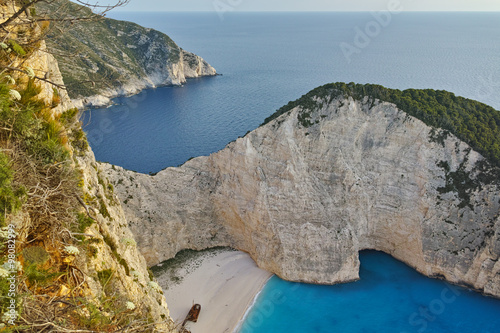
[238,251,500,333]
[81,12,500,331]
[83,12,500,173]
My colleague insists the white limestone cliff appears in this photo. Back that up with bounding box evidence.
[72,49,216,109]
[102,95,500,298]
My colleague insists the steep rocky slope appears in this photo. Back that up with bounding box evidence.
[0,2,175,330]
[38,0,216,108]
[103,85,500,298]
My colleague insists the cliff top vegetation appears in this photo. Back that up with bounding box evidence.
[38,0,184,99]
[263,82,500,167]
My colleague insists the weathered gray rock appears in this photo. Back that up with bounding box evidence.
[102,95,500,297]
[76,149,174,331]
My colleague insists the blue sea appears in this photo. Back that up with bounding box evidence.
[84,12,500,174]
[239,251,500,333]
[82,12,500,332]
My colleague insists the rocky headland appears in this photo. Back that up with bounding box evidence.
[3,1,499,330]
[39,0,216,109]
[103,83,500,299]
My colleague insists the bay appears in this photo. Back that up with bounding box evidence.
[82,12,500,332]
[238,251,500,333]
[84,12,500,173]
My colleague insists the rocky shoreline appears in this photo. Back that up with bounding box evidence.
[41,0,217,110]
[72,53,217,109]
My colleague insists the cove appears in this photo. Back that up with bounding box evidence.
[238,251,500,333]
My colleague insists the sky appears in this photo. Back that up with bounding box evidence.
[113,0,500,12]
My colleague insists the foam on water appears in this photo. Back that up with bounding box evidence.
[233,275,274,333]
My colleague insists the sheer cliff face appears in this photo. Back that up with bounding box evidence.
[103,96,500,297]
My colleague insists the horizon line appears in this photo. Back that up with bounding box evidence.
[112,9,500,13]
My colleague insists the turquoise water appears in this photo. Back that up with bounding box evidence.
[80,12,500,331]
[84,12,500,173]
[238,251,500,333]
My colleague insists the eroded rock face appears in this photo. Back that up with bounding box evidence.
[76,149,174,330]
[70,47,216,109]
[102,96,500,297]
[22,41,74,116]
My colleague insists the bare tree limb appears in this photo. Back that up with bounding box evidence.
[0,0,41,30]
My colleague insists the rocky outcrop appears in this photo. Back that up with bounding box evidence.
[1,1,176,328]
[102,94,500,298]
[73,149,175,331]
[70,47,216,109]
[39,0,216,109]
[22,40,74,116]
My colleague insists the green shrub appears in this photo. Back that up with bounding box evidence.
[71,127,89,154]
[51,87,61,107]
[25,263,63,287]
[76,212,95,233]
[98,198,111,219]
[19,79,43,107]
[7,40,26,56]
[76,297,112,329]
[22,246,50,265]
[0,152,26,227]
[102,234,130,275]
[59,107,79,125]
[97,269,114,289]
[68,212,96,243]
[0,80,70,164]
[263,82,500,167]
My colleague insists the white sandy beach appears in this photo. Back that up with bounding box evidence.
[155,249,272,333]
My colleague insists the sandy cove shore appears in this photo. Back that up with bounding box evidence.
[154,248,272,333]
